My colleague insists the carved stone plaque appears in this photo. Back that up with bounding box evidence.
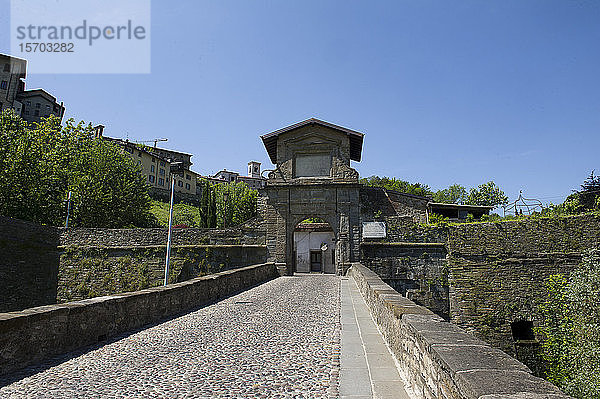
[295,154,331,177]
[362,222,386,239]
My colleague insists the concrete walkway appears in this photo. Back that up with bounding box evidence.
[340,277,411,399]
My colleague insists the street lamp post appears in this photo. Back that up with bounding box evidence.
[164,161,184,286]
[65,191,72,228]
[223,190,229,228]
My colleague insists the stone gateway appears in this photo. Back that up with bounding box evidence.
[259,118,364,275]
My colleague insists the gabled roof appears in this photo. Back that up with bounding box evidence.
[260,118,364,164]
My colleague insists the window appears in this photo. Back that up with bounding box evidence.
[149,175,155,183]
[151,165,155,172]
[35,103,41,109]
[160,161,165,167]
[46,105,50,110]
[34,110,39,116]
[3,64,9,72]
[185,183,190,190]
[158,178,164,186]
[186,174,191,180]
[159,168,165,176]
[26,101,31,106]
[151,158,155,163]
[178,180,183,187]
[25,110,29,115]
[0,81,7,90]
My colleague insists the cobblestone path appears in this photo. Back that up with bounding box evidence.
[0,275,341,399]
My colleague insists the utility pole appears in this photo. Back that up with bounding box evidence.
[164,161,184,286]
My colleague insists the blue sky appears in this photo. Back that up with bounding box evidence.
[1,0,599,205]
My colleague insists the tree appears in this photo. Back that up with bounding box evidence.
[214,181,257,228]
[0,110,155,227]
[433,184,467,204]
[578,170,600,211]
[360,176,433,198]
[464,181,508,207]
[538,250,600,398]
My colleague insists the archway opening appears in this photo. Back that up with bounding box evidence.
[293,218,335,273]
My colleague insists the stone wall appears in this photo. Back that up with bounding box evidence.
[0,217,60,312]
[0,217,267,311]
[0,263,279,376]
[348,263,569,399]
[59,224,265,247]
[446,214,600,369]
[359,187,429,224]
[360,243,449,319]
[58,244,267,302]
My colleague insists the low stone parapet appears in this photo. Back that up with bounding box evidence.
[347,263,569,399]
[0,263,278,376]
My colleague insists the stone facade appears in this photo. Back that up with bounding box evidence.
[259,120,363,274]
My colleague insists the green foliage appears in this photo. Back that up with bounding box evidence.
[360,175,433,198]
[214,181,258,228]
[480,213,502,222]
[428,212,449,225]
[150,200,204,227]
[150,180,257,229]
[0,110,155,227]
[538,250,600,398]
[465,181,509,207]
[433,184,467,204]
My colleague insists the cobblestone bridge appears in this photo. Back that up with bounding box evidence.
[0,275,410,399]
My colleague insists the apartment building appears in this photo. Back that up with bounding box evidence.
[94,125,197,196]
[0,54,65,123]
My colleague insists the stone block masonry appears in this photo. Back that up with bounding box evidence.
[0,216,268,312]
[0,262,279,376]
[348,263,569,399]
[446,214,600,361]
[0,217,60,312]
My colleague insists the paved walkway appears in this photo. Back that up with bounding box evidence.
[0,275,412,398]
[339,278,411,399]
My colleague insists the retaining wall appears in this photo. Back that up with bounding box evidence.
[348,263,569,399]
[446,214,600,359]
[0,217,60,312]
[0,262,278,376]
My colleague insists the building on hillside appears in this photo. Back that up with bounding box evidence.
[202,162,267,190]
[428,202,492,221]
[0,54,65,122]
[94,125,197,198]
[17,89,65,123]
[0,54,26,115]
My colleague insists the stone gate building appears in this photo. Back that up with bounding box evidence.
[258,118,365,275]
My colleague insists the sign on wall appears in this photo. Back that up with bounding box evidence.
[362,222,386,239]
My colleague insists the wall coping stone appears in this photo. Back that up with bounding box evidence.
[57,244,267,250]
[348,263,570,399]
[361,241,447,247]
